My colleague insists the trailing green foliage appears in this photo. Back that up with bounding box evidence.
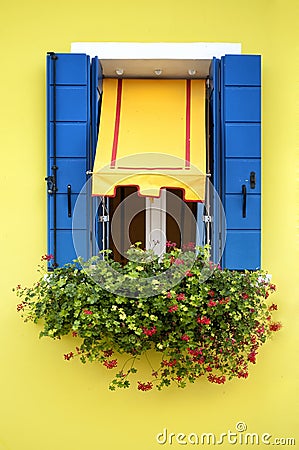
[15,244,281,391]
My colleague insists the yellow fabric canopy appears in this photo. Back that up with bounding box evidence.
[92,78,206,201]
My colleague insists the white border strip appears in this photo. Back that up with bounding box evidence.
[71,42,241,59]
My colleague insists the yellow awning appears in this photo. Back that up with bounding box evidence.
[92,78,206,201]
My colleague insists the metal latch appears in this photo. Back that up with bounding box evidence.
[203,215,212,223]
[99,215,109,223]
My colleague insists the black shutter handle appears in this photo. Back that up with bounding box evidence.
[242,184,247,218]
[250,171,256,189]
[67,184,72,217]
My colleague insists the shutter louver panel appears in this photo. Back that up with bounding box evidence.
[46,53,90,267]
[221,55,261,270]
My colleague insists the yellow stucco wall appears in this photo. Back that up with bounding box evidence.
[0,1,298,449]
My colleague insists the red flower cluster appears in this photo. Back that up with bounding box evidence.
[103,349,114,357]
[181,334,190,341]
[237,370,249,379]
[83,309,93,315]
[197,316,211,325]
[269,283,276,291]
[166,291,172,299]
[16,302,25,312]
[175,376,183,382]
[41,254,54,261]
[269,322,282,332]
[72,331,78,337]
[242,293,249,299]
[195,357,205,364]
[185,270,193,277]
[103,359,118,369]
[208,299,217,307]
[205,365,212,372]
[168,305,178,313]
[137,381,153,391]
[162,359,177,367]
[248,351,257,364]
[64,352,74,360]
[142,326,157,336]
[208,290,215,297]
[187,348,202,357]
[176,293,186,301]
[174,259,184,265]
[219,297,229,304]
[207,374,226,384]
[269,303,278,311]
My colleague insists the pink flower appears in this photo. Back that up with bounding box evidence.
[176,293,186,301]
[83,309,93,315]
[166,291,172,299]
[162,359,177,367]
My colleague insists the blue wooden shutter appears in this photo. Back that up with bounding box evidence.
[220,54,261,269]
[46,53,90,266]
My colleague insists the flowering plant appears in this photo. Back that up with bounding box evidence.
[15,244,281,391]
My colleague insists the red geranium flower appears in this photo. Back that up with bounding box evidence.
[181,334,190,341]
[197,316,211,325]
[208,300,217,307]
[269,322,282,332]
[142,326,157,336]
[168,305,178,313]
[103,359,118,369]
[137,381,153,391]
[41,254,54,261]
